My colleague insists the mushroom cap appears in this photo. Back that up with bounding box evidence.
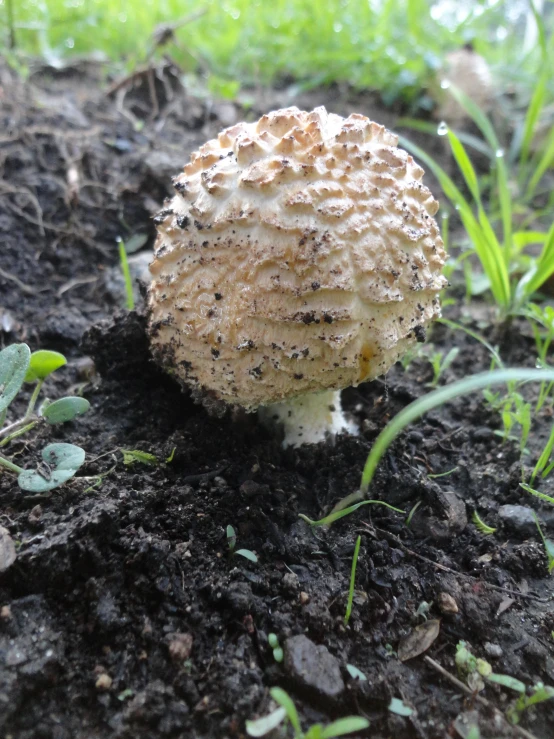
[148,106,447,409]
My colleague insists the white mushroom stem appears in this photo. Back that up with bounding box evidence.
[258,390,359,448]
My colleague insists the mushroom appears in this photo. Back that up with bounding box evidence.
[148,106,447,446]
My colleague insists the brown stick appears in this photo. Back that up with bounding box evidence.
[424,656,539,739]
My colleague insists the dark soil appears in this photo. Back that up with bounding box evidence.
[1,60,554,739]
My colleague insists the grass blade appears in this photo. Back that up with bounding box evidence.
[515,221,554,305]
[344,535,361,626]
[118,238,135,311]
[519,70,547,167]
[526,124,554,201]
[446,129,481,203]
[360,369,554,494]
[399,135,511,309]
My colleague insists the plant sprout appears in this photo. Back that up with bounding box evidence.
[0,344,90,493]
[245,687,369,738]
[226,524,258,563]
[268,633,283,663]
[344,535,361,627]
[117,237,135,311]
[533,512,554,573]
[472,511,496,535]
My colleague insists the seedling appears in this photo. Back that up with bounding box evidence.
[344,535,361,626]
[533,514,554,573]
[530,424,554,483]
[388,698,413,717]
[0,344,90,493]
[298,500,404,528]
[268,633,283,663]
[121,448,159,466]
[345,664,367,682]
[117,237,135,311]
[456,641,554,724]
[426,346,460,388]
[400,102,554,317]
[522,303,554,412]
[520,482,554,506]
[493,391,531,453]
[245,687,369,738]
[472,510,496,535]
[226,525,258,563]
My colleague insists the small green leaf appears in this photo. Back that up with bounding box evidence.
[272,646,283,663]
[388,697,413,717]
[235,549,258,563]
[346,664,367,681]
[0,344,31,413]
[246,707,287,737]
[121,449,158,466]
[320,716,370,738]
[24,350,66,382]
[18,442,85,493]
[42,396,90,424]
[165,446,176,463]
[117,688,135,701]
[487,673,526,693]
[268,633,279,649]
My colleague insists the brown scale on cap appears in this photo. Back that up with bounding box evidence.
[148,106,447,411]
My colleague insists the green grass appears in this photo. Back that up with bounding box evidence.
[2,0,549,102]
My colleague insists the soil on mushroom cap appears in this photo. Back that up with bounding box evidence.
[1,61,554,739]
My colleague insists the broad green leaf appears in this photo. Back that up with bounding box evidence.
[0,344,30,413]
[42,396,90,424]
[487,673,525,693]
[18,442,85,493]
[245,707,286,737]
[121,448,158,465]
[320,717,370,737]
[25,350,66,382]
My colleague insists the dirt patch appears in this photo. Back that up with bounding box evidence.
[1,61,554,739]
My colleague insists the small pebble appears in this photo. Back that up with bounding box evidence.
[284,634,344,700]
[498,505,538,537]
[95,673,112,691]
[168,633,194,662]
[472,427,493,441]
[299,592,310,605]
[437,592,459,614]
[282,572,299,593]
[28,505,42,526]
[484,642,503,658]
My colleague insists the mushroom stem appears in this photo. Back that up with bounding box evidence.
[259,389,358,448]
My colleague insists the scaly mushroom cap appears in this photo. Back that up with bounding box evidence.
[148,106,447,409]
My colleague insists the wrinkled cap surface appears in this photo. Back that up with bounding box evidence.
[148,106,447,409]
